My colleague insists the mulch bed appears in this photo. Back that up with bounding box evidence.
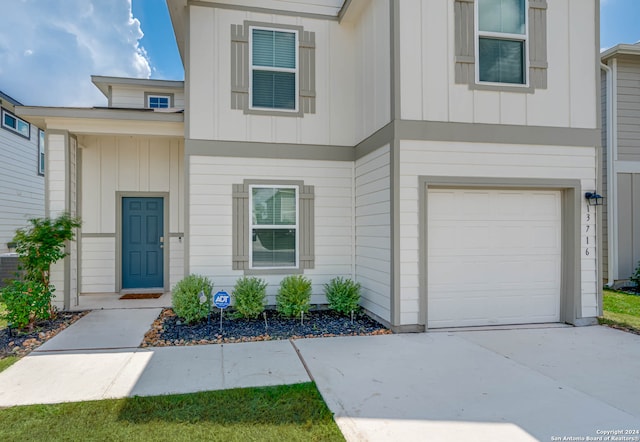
[142,308,392,347]
[0,311,88,358]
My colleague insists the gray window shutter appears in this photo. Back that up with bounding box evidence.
[299,185,315,269]
[232,183,250,270]
[299,31,316,114]
[231,24,249,110]
[528,0,548,89]
[454,0,475,85]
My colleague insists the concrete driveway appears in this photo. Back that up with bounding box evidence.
[1,309,639,441]
[294,326,640,442]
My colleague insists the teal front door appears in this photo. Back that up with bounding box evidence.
[122,197,164,289]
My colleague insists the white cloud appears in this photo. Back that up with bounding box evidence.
[0,0,151,107]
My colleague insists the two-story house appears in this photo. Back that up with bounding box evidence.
[601,42,640,286]
[17,0,601,331]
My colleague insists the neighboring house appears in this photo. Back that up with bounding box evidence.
[0,91,44,287]
[0,91,45,253]
[601,42,640,286]
[17,0,602,331]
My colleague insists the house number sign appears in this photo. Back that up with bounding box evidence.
[585,205,593,257]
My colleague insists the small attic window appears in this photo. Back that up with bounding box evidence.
[146,93,173,109]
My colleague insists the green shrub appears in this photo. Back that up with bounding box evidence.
[232,276,267,319]
[0,280,51,329]
[324,277,361,316]
[277,275,312,318]
[2,213,81,329]
[172,274,214,323]
[630,261,640,288]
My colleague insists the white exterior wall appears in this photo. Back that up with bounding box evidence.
[399,140,599,324]
[352,0,391,142]
[79,135,184,293]
[46,132,68,308]
[187,2,390,146]
[399,0,598,129]
[0,122,43,252]
[189,156,353,305]
[110,85,185,109]
[355,146,391,322]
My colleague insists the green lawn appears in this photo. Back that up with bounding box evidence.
[600,289,640,332]
[0,383,344,442]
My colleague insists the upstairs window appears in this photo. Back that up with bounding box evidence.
[250,27,298,112]
[147,94,171,109]
[1,108,30,138]
[477,0,527,85]
[454,0,547,92]
[231,21,315,116]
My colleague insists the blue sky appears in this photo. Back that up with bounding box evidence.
[0,0,638,107]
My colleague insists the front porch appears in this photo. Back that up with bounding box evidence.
[69,292,172,311]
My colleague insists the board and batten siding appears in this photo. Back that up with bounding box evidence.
[189,156,353,305]
[399,0,597,129]
[616,59,640,162]
[188,2,390,147]
[110,86,185,109]
[601,72,609,281]
[0,123,43,253]
[399,140,599,324]
[355,146,391,322]
[617,173,640,279]
[79,135,184,293]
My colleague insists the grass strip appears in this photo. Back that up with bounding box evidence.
[0,382,344,442]
[601,290,640,333]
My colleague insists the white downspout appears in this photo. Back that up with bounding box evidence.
[601,60,618,286]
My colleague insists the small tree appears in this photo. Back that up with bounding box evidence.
[0,213,81,328]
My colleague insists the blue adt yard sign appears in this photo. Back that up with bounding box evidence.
[213,290,231,309]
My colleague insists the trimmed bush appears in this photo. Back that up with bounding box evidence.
[0,280,51,329]
[232,276,267,319]
[324,277,361,316]
[172,274,214,323]
[277,275,312,318]
[631,261,640,289]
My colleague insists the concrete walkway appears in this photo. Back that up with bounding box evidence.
[1,309,640,442]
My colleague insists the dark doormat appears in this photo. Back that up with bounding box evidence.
[119,293,164,300]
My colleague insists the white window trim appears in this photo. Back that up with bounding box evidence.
[248,184,299,270]
[38,129,45,176]
[1,108,30,139]
[474,0,530,87]
[248,25,300,113]
[147,94,172,109]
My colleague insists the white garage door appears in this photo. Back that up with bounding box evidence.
[427,188,561,328]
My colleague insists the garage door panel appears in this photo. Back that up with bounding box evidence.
[427,188,561,328]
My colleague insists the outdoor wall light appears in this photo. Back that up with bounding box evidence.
[585,192,604,206]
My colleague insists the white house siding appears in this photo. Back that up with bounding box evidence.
[399,0,597,130]
[79,135,184,293]
[0,121,43,252]
[601,73,609,281]
[398,140,600,324]
[355,146,391,322]
[352,0,391,143]
[110,85,185,109]
[187,3,389,146]
[46,132,70,308]
[189,156,353,305]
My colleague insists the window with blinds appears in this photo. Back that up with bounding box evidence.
[249,185,299,269]
[250,27,298,111]
[477,0,527,85]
